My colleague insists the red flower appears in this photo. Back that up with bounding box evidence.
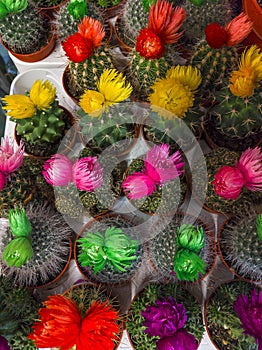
[62,33,93,62]
[78,17,105,48]
[205,23,228,49]
[212,165,245,200]
[136,28,165,59]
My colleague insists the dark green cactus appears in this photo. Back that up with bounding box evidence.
[219,213,262,282]
[0,4,52,54]
[206,280,259,350]
[127,283,204,350]
[0,203,72,287]
[0,276,41,350]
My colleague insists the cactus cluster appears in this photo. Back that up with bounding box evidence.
[0,203,72,287]
[0,4,52,54]
[0,276,41,350]
[219,213,262,282]
[93,0,123,8]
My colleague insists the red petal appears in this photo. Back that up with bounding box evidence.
[62,33,93,62]
[205,22,227,49]
[136,28,165,59]
[78,17,105,47]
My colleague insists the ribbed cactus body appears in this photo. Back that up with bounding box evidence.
[0,5,51,54]
[220,214,262,282]
[66,45,115,99]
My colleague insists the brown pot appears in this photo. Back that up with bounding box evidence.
[113,15,133,56]
[36,0,67,18]
[74,213,144,286]
[99,0,127,19]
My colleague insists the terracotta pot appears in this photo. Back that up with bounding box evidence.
[126,282,204,350]
[113,15,133,56]
[99,0,127,19]
[36,0,67,18]
[147,213,216,283]
[74,213,144,286]
[204,279,261,350]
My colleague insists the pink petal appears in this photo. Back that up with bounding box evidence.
[0,136,24,175]
[213,165,245,200]
[237,147,262,191]
[72,156,103,191]
[0,172,6,190]
[42,154,73,187]
[122,172,156,199]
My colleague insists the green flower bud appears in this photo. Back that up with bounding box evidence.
[173,249,206,282]
[2,0,27,14]
[257,214,262,242]
[176,224,204,252]
[2,237,33,267]
[67,0,88,20]
[0,0,9,19]
[8,208,32,237]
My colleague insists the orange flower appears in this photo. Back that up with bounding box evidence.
[78,17,105,47]
[225,12,253,46]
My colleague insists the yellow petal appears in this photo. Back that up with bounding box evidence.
[79,90,105,117]
[30,80,56,110]
[166,65,202,91]
[2,95,36,119]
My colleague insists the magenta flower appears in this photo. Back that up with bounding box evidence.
[236,147,262,192]
[156,329,198,350]
[233,288,262,348]
[42,154,73,186]
[122,172,156,199]
[0,335,10,350]
[144,144,184,184]
[0,172,5,190]
[72,156,103,191]
[212,165,245,200]
[141,297,187,338]
[0,136,24,176]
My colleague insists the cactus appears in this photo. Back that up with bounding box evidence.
[76,220,143,284]
[219,213,262,282]
[0,203,73,287]
[127,283,204,350]
[0,276,41,350]
[205,85,262,151]
[192,147,262,216]
[93,0,123,8]
[148,214,214,282]
[31,0,63,8]
[206,280,259,349]
[0,3,53,55]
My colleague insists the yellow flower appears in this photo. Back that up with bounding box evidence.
[229,45,262,97]
[149,78,195,118]
[2,95,36,119]
[166,65,202,91]
[79,90,105,117]
[97,69,133,106]
[29,80,56,110]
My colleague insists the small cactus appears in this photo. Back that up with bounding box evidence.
[94,0,123,8]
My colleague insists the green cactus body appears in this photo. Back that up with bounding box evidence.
[0,5,52,54]
[192,147,261,216]
[206,280,259,350]
[0,276,41,350]
[54,1,107,43]
[219,213,262,282]
[181,0,233,44]
[206,87,262,151]
[127,283,204,349]
[190,40,240,95]
[66,45,115,99]
[94,0,122,7]
[0,204,72,287]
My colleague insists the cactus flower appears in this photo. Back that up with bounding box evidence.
[78,17,105,47]
[233,289,262,349]
[0,171,5,190]
[42,154,73,187]
[173,249,206,281]
[79,90,105,116]
[212,165,245,200]
[0,136,24,176]
[72,156,103,191]
[63,32,94,62]
[8,208,32,237]
[136,28,165,59]
[2,237,33,267]
[122,172,156,199]
[156,329,198,350]
[67,0,88,20]
[29,80,56,111]
[2,94,36,119]
[176,224,204,252]
[0,335,10,350]
[236,147,262,191]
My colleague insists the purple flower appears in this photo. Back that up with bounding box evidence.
[233,288,262,348]
[0,335,10,350]
[141,297,187,338]
[156,329,198,350]
[72,156,103,191]
[42,154,73,186]
[122,172,156,199]
[0,171,5,190]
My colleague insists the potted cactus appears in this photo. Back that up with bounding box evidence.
[218,212,262,283]
[122,143,187,215]
[0,275,42,350]
[205,279,262,350]
[0,205,73,288]
[147,213,216,283]
[90,0,127,19]
[28,282,123,350]
[0,0,55,62]
[191,147,262,217]
[75,214,144,285]
[2,79,75,158]
[204,45,262,151]
[127,282,204,350]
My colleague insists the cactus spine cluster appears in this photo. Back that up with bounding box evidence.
[94,0,123,7]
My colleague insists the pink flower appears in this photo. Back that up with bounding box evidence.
[236,147,262,192]
[144,144,184,184]
[42,154,73,186]
[213,165,245,200]
[156,329,198,350]
[0,172,5,190]
[122,172,156,199]
[0,136,24,175]
[72,156,103,191]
